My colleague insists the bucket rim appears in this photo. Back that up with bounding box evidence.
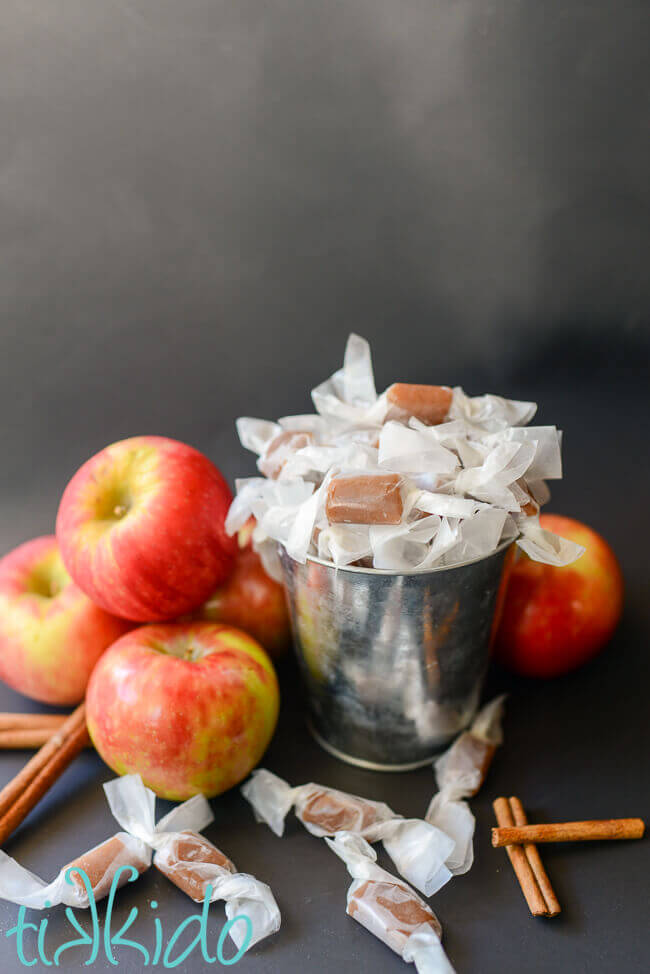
[281,535,517,577]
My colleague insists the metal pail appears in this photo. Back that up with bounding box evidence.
[280,541,513,770]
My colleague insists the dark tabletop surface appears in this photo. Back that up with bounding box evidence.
[0,367,648,974]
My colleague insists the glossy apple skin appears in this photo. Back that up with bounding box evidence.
[495,514,624,678]
[194,522,291,659]
[86,622,280,799]
[56,436,236,622]
[0,536,131,704]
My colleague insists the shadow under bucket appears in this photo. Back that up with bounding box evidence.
[280,541,514,771]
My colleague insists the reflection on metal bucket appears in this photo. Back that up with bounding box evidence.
[280,542,514,771]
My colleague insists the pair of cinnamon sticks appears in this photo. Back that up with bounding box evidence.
[493,797,561,916]
[493,796,645,917]
[0,704,89,846]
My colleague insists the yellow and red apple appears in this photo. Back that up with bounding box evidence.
[193,520,291,659]
[495,514,624,677]
[86,621,280,800]
[56,436,236,622]
[0,536,131,705]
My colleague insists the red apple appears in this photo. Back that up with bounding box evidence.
[0,536,131,705]
[193,520,291,659]
[495,514,624,677]
[86,621,280,799]
[56,436,236,622]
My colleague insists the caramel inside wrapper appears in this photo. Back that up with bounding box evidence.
[326,475,403,525]
[386,383,452,426]
[64,836,148,892]
[449,733,496,795]
[259,430,313,478]
[155,831,235,902]
[300,790,381,834]
[514,478,539,517]
[349,879,442,942]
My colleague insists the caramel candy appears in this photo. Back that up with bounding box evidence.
[64,836,150,899]
[443,732,496,797]
[348,878,442,954]
[350,556,374,568]
[520,498,538,517]
[154,831,235,903]
[259,430,313,478]
[326,475,403,525]
[386,383,453,426]
[301,789,384,835]
[515,479,539,517]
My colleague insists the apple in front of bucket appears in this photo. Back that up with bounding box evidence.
[0,536,131,705]
[495,514,623,677]
[56,436,236,622]
[192,519,291,659]
[86,621,280,800]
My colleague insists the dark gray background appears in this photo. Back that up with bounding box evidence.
[0,1,649,972]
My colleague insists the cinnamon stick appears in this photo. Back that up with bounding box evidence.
[508,797,561,916]
[0,714,68,731]
[0,729,69,749]
[492,818,645,847]
[0,728,92,749]
[492,797,551,917]
[0,703,89,844]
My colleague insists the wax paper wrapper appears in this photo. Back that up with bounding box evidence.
[228,333,584,572]
[242,769,454,896]
[516,516,585,567]
[104,775,280,950]
[425,696,506,874]
[326,832,455,974]
[0,833,151,909]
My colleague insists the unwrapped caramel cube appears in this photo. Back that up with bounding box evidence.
[387,383,452,426]
[326,475,403,525]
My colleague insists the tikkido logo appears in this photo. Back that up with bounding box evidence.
[6,866,252,968]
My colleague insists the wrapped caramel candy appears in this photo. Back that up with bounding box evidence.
[425,696,506,874]
[0,776,215,910]
[154,830,236,901]
[242,769,454,896]
[435,694,506,796]
[0,833,151,909]
[326,474,404,525]
[513,479,539,517]
[104,775,280,951]
[64,835,151,901]
[327,832,455,974]
[258,430,314,478]
[228,333,584,572]
[386,383,453,426]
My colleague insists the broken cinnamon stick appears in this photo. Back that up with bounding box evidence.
[492,818,645,847]
[508,797,561,916]
[0,703,90,845]
[492,797,552,917]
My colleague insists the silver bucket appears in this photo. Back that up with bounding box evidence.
[280,541,514,771]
